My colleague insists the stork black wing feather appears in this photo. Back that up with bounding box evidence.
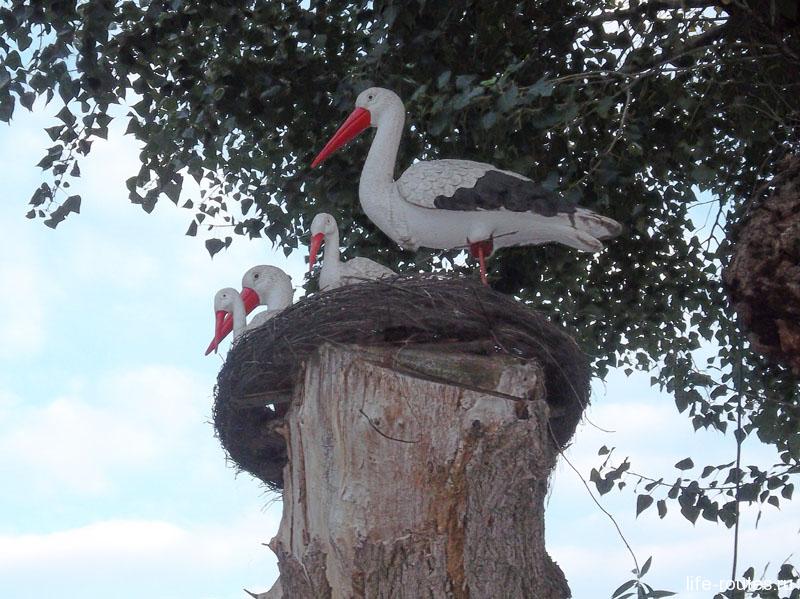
[432,171,575,216]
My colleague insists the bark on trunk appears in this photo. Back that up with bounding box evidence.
[723,154,800,373]
[264,343,570,599]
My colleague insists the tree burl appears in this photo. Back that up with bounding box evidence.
[725,155,800,373]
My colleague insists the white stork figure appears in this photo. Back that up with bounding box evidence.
[241,264,294,324]
[311,87,622,284]
[309,212,395,290]
[205,265,293,355]
[212,288,247,349]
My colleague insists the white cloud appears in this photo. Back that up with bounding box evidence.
[0,389,20,421]
[0,231,46,360]
[0,511,281,599]
[64,230,160,290]
[0,365,207,494]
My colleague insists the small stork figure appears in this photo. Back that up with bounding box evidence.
[309,212,395,290]
[212,288,247,349]
[312,87,622,284]
[241,265,294,324]
[205,265,293,355]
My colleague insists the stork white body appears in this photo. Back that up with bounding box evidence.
[312,88,622,282]
[310,212,395,290]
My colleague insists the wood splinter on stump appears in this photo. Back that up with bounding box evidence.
[213,275,590,598]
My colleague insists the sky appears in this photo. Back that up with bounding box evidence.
[0,101,797,599]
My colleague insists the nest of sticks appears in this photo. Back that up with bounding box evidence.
[723,154,800,374]
[213,273,591,490]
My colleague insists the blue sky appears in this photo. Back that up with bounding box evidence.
[0,101,796,599]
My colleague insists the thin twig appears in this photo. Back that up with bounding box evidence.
[731,343,745,582]
[359,408,418,444]
[550,422,641,574]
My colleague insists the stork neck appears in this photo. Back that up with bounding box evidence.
[323,228,341,268]
[231,294,246,340]
[264,278,294,311]
[360,108,405,197]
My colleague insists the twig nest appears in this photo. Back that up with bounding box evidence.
[723,155,800,373]
[213,274,591,489]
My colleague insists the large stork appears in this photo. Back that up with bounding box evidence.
[312,87,622,283]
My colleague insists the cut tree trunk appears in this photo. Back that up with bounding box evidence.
[263,343,571,599]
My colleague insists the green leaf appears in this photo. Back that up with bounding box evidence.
[778,563,797,580]
[455,74,475,90]
[528,78,554,98]
[481,111,497,129]
[680,504,701,524]
[62,195,81,214]
[674,458,694,470]
[4,50,22,70]
[611,580,636,598]
[636,494,654,517]
[0,97,14,122]
[20,91,35,110]
[640,556,652,576]
[595,96,614,117]
[497,84,519,112]
[736,483,759,502]
[55,106,76,127]
[205,238,225,257]
[782,483,794,500]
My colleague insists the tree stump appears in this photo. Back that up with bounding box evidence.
[213,275,590,598]
[266,343,570,599]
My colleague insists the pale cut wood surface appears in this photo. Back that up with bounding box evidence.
[264,343,571,599]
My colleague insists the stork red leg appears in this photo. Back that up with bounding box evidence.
[469,238,494,286]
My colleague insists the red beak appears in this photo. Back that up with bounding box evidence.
[309,233,324,271]
[213,310,227,353]
[311,107,371,168]
[204,287,260,355]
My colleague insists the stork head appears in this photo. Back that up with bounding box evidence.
[309,213,337,271]
[207,268,288,355]
[213,287,240,312]
[242,265,283,303]
[311,87,403,168]
[353,87,403,124]
[212,288,240,350]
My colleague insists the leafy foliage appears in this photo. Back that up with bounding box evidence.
[2,0,800,593]
[611,556,676,599]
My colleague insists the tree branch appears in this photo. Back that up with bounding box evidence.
[622,21,731,72]
[585,0,725,24]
